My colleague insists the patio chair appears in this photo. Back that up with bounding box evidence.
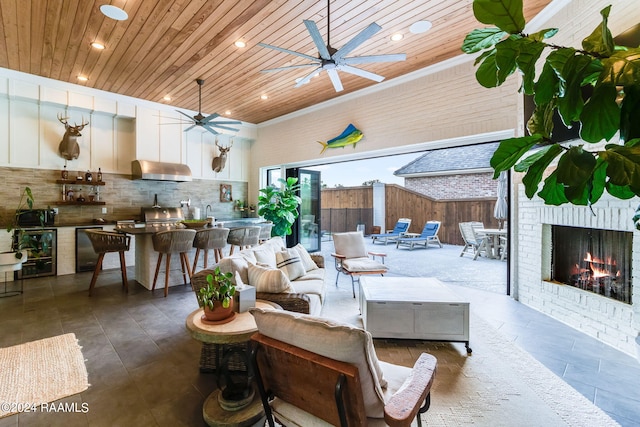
[249,307,437,427]
[395,221,443,250]
[332,232,388,297]
[371,218,411,245]
[458,222,485,259]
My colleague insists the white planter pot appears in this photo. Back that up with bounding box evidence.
[0,250,28,273]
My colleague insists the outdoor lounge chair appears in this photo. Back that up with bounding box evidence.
[458,222,486,258]
[332,231,388,297]
[395,221,443,250]
[371,218,411,245]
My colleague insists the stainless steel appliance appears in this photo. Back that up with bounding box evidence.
[116,207,184,229]
[16,228,57,279]
[76,227,103,272]
[16,209,56,227]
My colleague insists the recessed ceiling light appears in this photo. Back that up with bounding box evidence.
[410,20,432,34]
[100,5,128,21]
[390,33,403,41]
[77,75,89,82]
[90,41,105,50]
[234,40,246,48]
[163,95,172,101]
[225,110,232,115]
[260,94,268,100]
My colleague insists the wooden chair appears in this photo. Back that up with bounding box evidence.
[151,229,196,297]
[192,227,229,273]
[458,221,485,258]
[85,230,131,296]
[249,307,437,427]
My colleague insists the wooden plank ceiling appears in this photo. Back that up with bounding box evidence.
[0,0,551,124]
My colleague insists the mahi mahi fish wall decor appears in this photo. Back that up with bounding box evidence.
[318,124,363,154]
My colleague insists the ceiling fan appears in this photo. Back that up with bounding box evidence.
[257,0,406,92]
[176,79,241,135]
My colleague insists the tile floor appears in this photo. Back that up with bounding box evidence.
[0,241,638,426]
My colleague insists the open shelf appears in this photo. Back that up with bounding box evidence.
[56,180,105,185]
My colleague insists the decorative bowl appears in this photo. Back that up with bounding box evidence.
[181,220,208,229]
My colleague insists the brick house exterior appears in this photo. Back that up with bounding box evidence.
[394,142,499,200]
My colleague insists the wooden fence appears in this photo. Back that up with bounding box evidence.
[320,185,500,245]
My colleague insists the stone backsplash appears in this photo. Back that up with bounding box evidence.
[0,167,250,226]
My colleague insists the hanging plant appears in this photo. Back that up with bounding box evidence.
[462,1,640,208]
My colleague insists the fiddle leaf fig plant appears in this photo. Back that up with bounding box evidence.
[258,177,302,237]
[462,1,640,207]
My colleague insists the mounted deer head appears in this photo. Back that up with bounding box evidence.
[58,113,89,160]
[212,138,233,173]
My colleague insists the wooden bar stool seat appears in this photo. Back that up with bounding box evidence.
[152,229,196,297]
[85,230,131,296]
[192,227,230,273]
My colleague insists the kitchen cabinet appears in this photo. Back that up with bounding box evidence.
[55,179,106,205]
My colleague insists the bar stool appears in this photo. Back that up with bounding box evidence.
[152,229,196,297]
[85,230,131,296]
[258,222,273,243]
[192,227,230,273]
[227,226,261,255]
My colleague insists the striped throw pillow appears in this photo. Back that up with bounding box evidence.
[248,263,295,293]
[276,248,306,280]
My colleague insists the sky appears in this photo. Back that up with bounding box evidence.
[305,152,421,187]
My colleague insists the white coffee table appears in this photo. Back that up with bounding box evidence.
[360,276,471,353]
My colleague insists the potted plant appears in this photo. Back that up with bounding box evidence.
[2,187,45,266]
[462,1,640,213]
[197,267,236,322]
[258,177,302,237]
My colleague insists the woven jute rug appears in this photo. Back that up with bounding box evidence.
[322,285,619,427]
[0,333,89,418]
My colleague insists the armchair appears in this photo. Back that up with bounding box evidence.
[332,231,388,297]
[249,307,437,427]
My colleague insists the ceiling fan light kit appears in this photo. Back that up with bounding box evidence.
[176,79,241,136]
[258,0,406,93]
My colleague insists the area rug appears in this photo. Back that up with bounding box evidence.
[322,287,619,427]
[0,333,89,418]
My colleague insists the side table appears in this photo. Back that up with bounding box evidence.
[185,301,278,427]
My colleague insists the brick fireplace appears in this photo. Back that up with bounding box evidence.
[517,187,640,356]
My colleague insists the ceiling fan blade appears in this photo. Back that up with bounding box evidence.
[202,113,220,122]
[209,120,242,125]
[209,124,240,132]
[257,42,321,63]
[261,63,319,73]
[176,110,196,122]
[202,125,220,135]
[333,22,382,61]
[342,53,407,65]
[303,20,331,60]
[294,67,322,88]
[326,69,344,92]
[339,65,385,82]
[184,124,197,132]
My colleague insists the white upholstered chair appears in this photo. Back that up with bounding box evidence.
[332,231,388,297]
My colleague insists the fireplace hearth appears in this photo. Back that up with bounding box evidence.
[551,225,632,304]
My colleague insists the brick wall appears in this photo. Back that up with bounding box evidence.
[405,172,497,200]
[517,185,640,356]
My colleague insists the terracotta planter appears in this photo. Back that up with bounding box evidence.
[203,299,235,322]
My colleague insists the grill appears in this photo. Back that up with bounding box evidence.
[116,207,184,229]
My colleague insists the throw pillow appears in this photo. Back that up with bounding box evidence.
[294,243,319,271]
[252,246,277,267]
[248,263,295,293]
[276,248,306,280]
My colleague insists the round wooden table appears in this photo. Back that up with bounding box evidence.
[186,301,278,427]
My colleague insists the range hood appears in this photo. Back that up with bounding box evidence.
[131,160,192,182]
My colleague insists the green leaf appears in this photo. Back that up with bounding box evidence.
[620,86,640,142]
[474,48,495,65]
[528,28,558,42]
[538,170,569,205]
[587,158,607,204]
[476,51,500,87]
[521,145,564,198]
[580,83,620,142]
[582,6,614,57]
[556,55,593,125]
[490,134,544,177]
[534,62,560,106]
[472,0,525,34]
[599,48,640,87]
[462,28,506,53]
[495,37,519,84]
[545,48,577,97]
[526,101,554,138]
[515,38,546,94]
[556,146,597,187]
[606,182,636,199]
[599,144,640,187]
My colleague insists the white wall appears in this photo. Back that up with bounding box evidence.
[0,68,256,181]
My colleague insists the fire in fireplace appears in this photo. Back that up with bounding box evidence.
[551,225,632,304]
